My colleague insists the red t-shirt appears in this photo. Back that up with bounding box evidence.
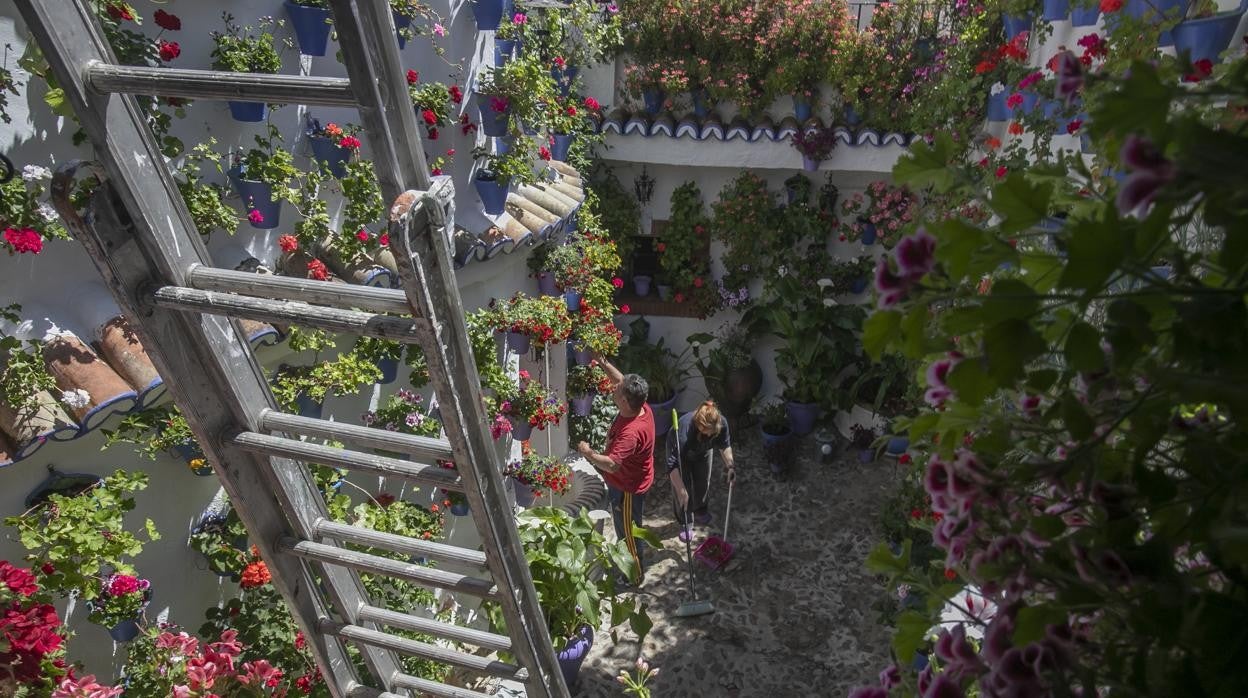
[602,404,655,494]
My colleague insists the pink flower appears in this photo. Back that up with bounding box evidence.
[449,84,463,103]
[995,165,1008,179]
[307,259,329,281]
[3,226,43,254]
[356,229,370,242]
[247,209,264,225]
[1054,51,1083,104]
[1006,92,1023,109]
[1116,134,1175,217]
[490,96,509,113]
[873,257,908,308]
[584,97,601,111]
[1183,58,1214,83]
[278,234,299,252]
[379,233,390,247]
[893,228,936,280]
[433,23,445,37]
[924,353,962,408]
[611,277,623,288]
[52,675,123,698]
[339,135,361,149]
[108,574,140,596]
[1017,71,1043,90]
[512,12,527,24]
[538,146,551,161]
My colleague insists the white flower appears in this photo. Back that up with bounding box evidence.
[22,165,52,182]
[61,388,91,409]
[38,203,59,223]
[822,298,836,307]
[777,265,788,277]
[989,82,1005,96]
[816,278,832,287]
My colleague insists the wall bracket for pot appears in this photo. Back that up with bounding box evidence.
[23,464,104,510]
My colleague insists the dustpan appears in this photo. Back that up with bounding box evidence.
[694,480,735,570]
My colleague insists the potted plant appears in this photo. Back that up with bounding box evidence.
[850,423,880,463]
[569,309,622,365]
[362,388,443,445]
[271,329,382,417]
[494,11,524,65]
[488,507,657,688]
[352,336,404,385]
[567,361,610,416]
[172,139,238,238]
[102,405,212,475]
[436,461,470,516]
[616,332,692,435]
[472,147,533,215]
[409,79,454,142]
[837,181,917,247]
[475,58,556,138]
[496,369,565,441]
[540,95,584,161]
[757,398,793,474]
[783,172,813,205]
[189,508,249,579]
[472,0,508,30]
[1173,0,1248,64]
[390,0,431,49]
[121,624,295,696]
[686,325,763,419]
[791,126,838,172]
[87,573,152,642]
[210,13,283,122]
[305,118,361,178]
[656,182,719,317]
[487,292,574,353]
[284,0,333,56]
[228,127,299,230]
[504,448,573,507]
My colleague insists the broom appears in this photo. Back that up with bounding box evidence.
[670,409,715,618]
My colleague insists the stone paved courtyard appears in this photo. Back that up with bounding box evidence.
[574,429,898,697]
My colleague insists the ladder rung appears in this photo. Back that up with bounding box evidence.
[282,539,499,599]
[86,61,357,107]
[315,519,487,569]
[259,409,455,463]
[389,673,495,698]
[188,265,416,315]
[358,604,511,653]
[230,431,462,491]
[153,286,429,343]
[346,685,404,698]
[325,621,528,682]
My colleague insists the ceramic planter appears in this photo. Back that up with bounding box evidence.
[850,276,869,294]
[472,0,506,30]
[691,88,710,118]
[478,97,511,137]
[1042,0,1069,21]
[1070,4,1099,25]
[506,331,531,355]
[657,284,673,301]
[633,275,652,296]
[1003,14,1033,39]
[1173,3,1248,64]
[550,65,580,97]
[860,220,878,245]
[570,394,594,416]
[393,12,413,49]
[228,169,282,230]
[986,91,1009,121]
[557,626,595,688]
[642,88,665,115]
[295,393,324,420]
[508,415,533,441]
[550,133,574,161]
[474,174,508,215]
[570,341,592,365]
[537,272,559,296]
[801,155,819,172]
[308,136,352,178]
[785,401,819,436]
[844,104,862,127]
[377,357,399,384]
[451,501,470,516]
[228,101,267,122]
[704,359,763,418]
[564,289,582,313]
[649,392,680,437]
[885,436,910,455]
[494,38,516,67]
[285,1,333,56]
[793,94,813,122]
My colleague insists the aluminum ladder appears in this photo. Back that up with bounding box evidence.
[19,1,568,696]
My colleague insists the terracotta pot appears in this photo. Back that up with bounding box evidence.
[96,315,161,393]
[42,333,138,426]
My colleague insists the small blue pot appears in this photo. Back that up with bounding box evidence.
[570,394,594,416]
[551,65,580,97]
[309,136,352,178]
[475,175,508,215]
[473,0,506,30]
[691,89,709,118]
[508,416,533,441]
[109,618,142,643]
[633,275,652,296]
[760,426,792,449]
[506,331,531,355]
[232,176,281,230]
[494,38,516,67]
[564,289,582,313]
[850,276,868,294]
[1003,14,1033,39]
[886,436,910,455]
[649,393,680,437]
[1070,5,1099,26]
[228,101,267,122]
[285,1,333,56]
[860,221,878,245]
[986,91,1009,121]
[537,272,559,296]
[478,98,511,137]
[642,89,665,115]
[785,401,819,436]
[794,95,813,122]
[393,13,412,49]
[1173,7,1247,64]
[858,448,875,464]
[571,343,592,365]
[1042,0,1069,21]
[550,133,574,161]
[844,104,862,127]
[451,502,470,516]
[295,394,323,419]
[377,357,399,384]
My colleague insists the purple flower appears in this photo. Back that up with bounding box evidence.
[1116,134,1175,217]
[923,673,965,698]
[1018,393,1041,417]
[879,664,902,689]
[405,413,422,427]
[873,257,909,308]
[606,3,619,13]
[894,228,937,280]
[934,625,984,681]
[924,353,961,408]
[1054,51,1083,105]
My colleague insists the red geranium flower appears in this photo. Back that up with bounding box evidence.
[584,97,600,111]
[355,229,370,242]
[240,560,271,589]
[158,40,180,62]
[406,69,419,85]
[619,304,631,314]
[611,277,623,288]
[422,109,438,126]
[278,235,299,252]
[1008,122,1024,136]
[307,259,329,281]
[3,227,43,254]
[154,9,181,31]
[538,146,551,161]
[656,242,666,252]
[379,233,390,247]
[449,85,463,103]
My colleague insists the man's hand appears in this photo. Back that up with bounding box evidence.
[576,441,592,457]
[725,465,736,484]
[676,486,689,509]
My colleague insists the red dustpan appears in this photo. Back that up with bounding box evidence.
[694,480,735,570]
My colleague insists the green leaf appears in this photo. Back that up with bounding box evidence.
[1089,61,1172,141]
[630,522,662,550]
[932,218,988,282]
[894,133,955,192]
[902,305,930,360]
[892,610,933,662]
[1026,369,1059,391]
[865,540,911,576]
[947,357,995,406]
[1059,218,1126,292]
[1061,394,1094,440]
[984,319,1045,384]
[1029,515,1066,540]
[1012,605,1066,646]
[863,311,902,361]
[629,604,653,643]
[1065,322,1104,372]
[990,172,1052,234]
[982,279,1039,325]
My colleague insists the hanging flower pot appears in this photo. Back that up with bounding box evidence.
[1070,4,1099,25]
[506,331,531,355]
[860,219,878,245]
[633,275,652,296]
[494,38,516,67]
[557,626,595,688]
[1042,0,1069,21]
[885,436,910,455]
[1173,3,1248,64]
[478,95,511,137]
[472,0,506,30]
[849,276,869,294]
[564,289,582,313]
[550,133,574,161]
[228,101,268,123]
[550,65,580,97]
[1003,13,1033,39]
[801,155,819,172]
[512,481,539,508]
[295,392,324,419]
[285,1,333,56]
[474,170,509,215]
[451,500,470,516]
[537,272,559,296]
[691,88,710,118]
[508,415,533,441]
[785,401,819,436]
[393,12,413,49]
[844,104,863,127]
[642,88,665,115]
[376,357,399,384]
[570,341,592,366]
[308,136,353,178]
[228,167,281,230]
[793,94,813,122]
[986,91,1009,121]
[858,448,876,463]
[570,394,594,416]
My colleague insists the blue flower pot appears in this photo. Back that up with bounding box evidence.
[495,134,514,156]
[844,104,862,127]
[642,88,665,115]
[506,331,531,355]
[557,626,595,688]
[377,357,398,384]
[886,436,910,455]
[451,501,470,516]
[564,289,582,313]
[508,416,533,441]
[850,276,868,294]
[1042,0,1069,21]
[570,394,594,416]
[691,89,709,118]
[473,0,506,30]
[494,38,516,67]
[295,394,323,419]
[1173,7,1247,64]
[633,275,652,296]
[794,95,813,122]
[512,482,538,508]
[858,448,875,464]
[649,393,680,437]
[231,175,281,230]
[309,136,352,178]
[474,175,508,215]
[1071,5,1099,26]
[478,98,511,137]
[228,101,267,122]
[551,66,580,97]
[109,618,141,643]
[571,343,592,365]
[785,401,819,436]
[550,133,574,161]
[393,12,412,49]
[986,91,1009,121]
[760,426,791,449]
[285,1,333,56]
[861,221,878,245]
[537,272,559,296]
[1003,14,1033,39]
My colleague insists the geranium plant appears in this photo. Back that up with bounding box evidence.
[232,128,300,193]
[1,163,67,255]
[102,404,201,464]
[87,573,151,629]
[363,388,442,438]
[838,180,918,247]
[497,369,565,432]
[210,13,283,75]
[487,293,574,346]
[571,304,623,356]
[174,139,238,238]
[790,126,838,163]
[658,182,718,316]
[122,626,290,697]
[0,559,106,694]
[503,450,573,497]
[409,79,454,139]
[0,303,60,414]
[567,361,611,397]
[189,508,249,579]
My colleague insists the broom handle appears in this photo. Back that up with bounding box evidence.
[722,479,733,543]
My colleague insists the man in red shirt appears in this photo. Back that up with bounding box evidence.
[576,354,655,584]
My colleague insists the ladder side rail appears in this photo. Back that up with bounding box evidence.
[328,2,569,695]
[86,61,356,106]
[24,2,403,693]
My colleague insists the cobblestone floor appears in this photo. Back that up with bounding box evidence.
[572,430,899,697]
